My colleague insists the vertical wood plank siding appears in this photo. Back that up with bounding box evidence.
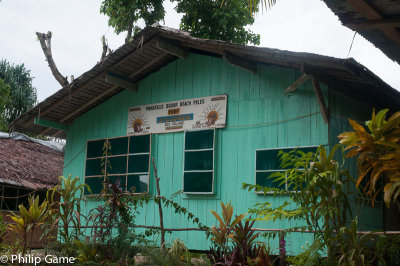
[64,53,332,252]
[328,89,384,231]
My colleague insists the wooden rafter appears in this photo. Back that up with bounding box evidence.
[39,52,169,136]
[347,0,400,45]
[223,51,257,73]
[156,39,187,59]
[105,72,138,91]
[311,76,329,124]
[26,37,158,128]
[285,73,310,93]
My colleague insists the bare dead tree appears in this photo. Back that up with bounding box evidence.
[36,31,69,87]
[100,35,112,61]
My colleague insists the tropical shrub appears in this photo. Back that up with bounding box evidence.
[86,179,145,264]
[243,145,354,262]
[8,195,48,255]
[338,109,400,207]
[47,175,89,256]
[338,219,379,266]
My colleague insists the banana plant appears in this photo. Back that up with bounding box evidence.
[339,109,400,207]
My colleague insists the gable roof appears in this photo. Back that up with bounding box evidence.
[322,0,400,64]
[10,25,400,138]
[0,132,63,189]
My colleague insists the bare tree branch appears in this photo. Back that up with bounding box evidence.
[36,31,69,87]
[101,35,108,61]
[100,35,113,61]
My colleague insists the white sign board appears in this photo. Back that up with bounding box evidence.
[127,95,227,135]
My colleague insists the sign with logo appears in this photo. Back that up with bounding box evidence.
[127,95,227,135]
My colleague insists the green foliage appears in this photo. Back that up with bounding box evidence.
[339,109,400,207]
[0,59,37,126]
[47,175,89,256]
[86,180,143,264]
[243,145,354,261]
[377,234,400,266]
[175,0,260,45]
[100,0,260,45]
[8,195,48,255]
[286,240,324,266]
[0,78,11,131]
[338,219,378,266]
[100,0,165,41]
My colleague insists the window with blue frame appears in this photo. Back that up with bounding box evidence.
[255,146,318,192]
[183,129,215,194]
[84,135,151,195]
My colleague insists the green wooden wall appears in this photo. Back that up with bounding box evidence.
[328,89,384,231]
[63,53,333,253]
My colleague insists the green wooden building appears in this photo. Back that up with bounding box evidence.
[12,25,400,253]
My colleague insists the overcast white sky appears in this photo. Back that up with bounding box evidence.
[0,0,399,102]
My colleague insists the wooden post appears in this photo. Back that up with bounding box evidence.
[152,158,165,248]
[279,232,286,266]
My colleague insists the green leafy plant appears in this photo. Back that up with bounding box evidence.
[243,145,354,262]
[339,109,400,207]
[338,219,378,266]
[86,179,143,264]
[8,195,48,255]
[47,175,89,256]
[285,240,324,266]
[175,0,260,45]
[377,234,400,266]
[0,59,37,125]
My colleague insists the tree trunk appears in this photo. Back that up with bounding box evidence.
[125,19,134,43]
[36,32,69,87]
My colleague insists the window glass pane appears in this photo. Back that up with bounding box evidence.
[128,155,149,173]
[85,158,103,176]
[127,174,149,193]
[109,137,128,156]
[87,139,106,158]
[3,187,18,210]
[37,190,47,204]
[256,150,281,170]
[107,156,127,174]
[17,189,31,209]
[108,175,127,191]
[256,172,285,189]
[129,135,150,154]
[0,186,3,209]
[185,130,214,150]
[184,172,213,193]
[184,150,213,171]
[257,147,318,171]
[85,177,104,195]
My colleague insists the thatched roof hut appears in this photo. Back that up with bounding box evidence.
[0,132,63,190]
